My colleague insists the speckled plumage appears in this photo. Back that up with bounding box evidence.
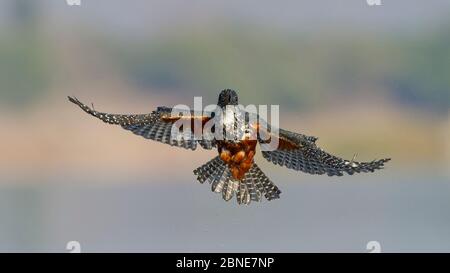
[68,89,390,205]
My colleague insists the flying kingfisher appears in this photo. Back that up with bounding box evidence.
[68,89,390,205]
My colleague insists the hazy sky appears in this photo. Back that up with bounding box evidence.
[2,0,450,37]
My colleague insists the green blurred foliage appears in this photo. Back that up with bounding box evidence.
[0,0,50,108]
[1,22,448,114]
[113,27,450,113]
[0,33,50,108]
[393,30,450,111]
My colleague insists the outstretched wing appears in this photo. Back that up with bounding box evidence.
[259,127,390,176]
[68,96,215,150]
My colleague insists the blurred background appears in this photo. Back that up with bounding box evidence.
[0,0,449,252]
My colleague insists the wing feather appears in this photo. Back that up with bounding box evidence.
[68,96,215,150]
[259,126,390,176]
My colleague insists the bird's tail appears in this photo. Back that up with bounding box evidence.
[193,156,281,205]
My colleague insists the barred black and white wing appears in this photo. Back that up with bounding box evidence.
[68,96,215,150]
[260,128,390,176]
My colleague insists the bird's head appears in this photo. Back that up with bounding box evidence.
[217,89,238,108]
